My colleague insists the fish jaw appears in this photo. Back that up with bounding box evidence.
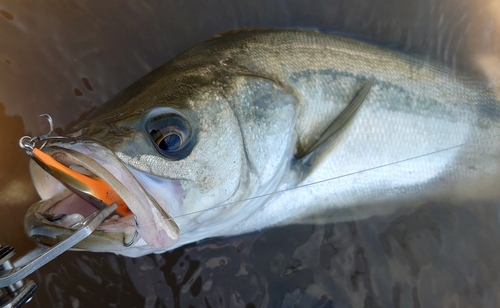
[25,142,181,252]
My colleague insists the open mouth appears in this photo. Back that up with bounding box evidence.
[25,143,180,252]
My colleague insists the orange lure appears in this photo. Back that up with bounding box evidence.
[30,148,131,216]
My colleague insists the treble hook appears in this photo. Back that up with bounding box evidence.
[18,114,66,154]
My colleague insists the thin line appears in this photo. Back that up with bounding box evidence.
[161,132,500,221]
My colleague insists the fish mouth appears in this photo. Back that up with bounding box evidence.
[24,143,180,253]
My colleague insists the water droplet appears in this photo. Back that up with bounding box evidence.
[82,77,93,91]
[0,10,13,21]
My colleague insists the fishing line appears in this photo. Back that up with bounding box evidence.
[139,131,500,226]
[21,114,500,227]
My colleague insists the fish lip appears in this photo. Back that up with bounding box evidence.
[25,142,180,250]
[24,195,136,251]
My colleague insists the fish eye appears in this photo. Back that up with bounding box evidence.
[146,112,194,160]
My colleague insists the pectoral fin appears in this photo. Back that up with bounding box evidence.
[294,78,374,179]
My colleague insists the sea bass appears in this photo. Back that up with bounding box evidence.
[23,29,500,257]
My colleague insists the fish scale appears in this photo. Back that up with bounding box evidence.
[22,29,500,257]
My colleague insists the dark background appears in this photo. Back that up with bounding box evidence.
[1,0,500,307]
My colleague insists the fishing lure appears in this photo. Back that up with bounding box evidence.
[18,115,130,216]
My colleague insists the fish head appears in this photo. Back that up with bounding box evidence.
[25,60,299,256]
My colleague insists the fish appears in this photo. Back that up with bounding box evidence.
[22,29,500,257]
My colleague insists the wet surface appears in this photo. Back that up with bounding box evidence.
[30,201,500,307]
[1,0,500,307]
[0,103,38,253]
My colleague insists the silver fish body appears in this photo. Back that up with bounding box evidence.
[25,30,500,257]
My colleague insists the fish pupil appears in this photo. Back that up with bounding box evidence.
[158,133,182,151]
[146,111,195,160]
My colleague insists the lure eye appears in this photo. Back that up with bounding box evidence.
[146,113,194,160]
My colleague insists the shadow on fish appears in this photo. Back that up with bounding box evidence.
[21,29,500,257]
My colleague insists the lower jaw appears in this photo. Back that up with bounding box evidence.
[25,192,142,251]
